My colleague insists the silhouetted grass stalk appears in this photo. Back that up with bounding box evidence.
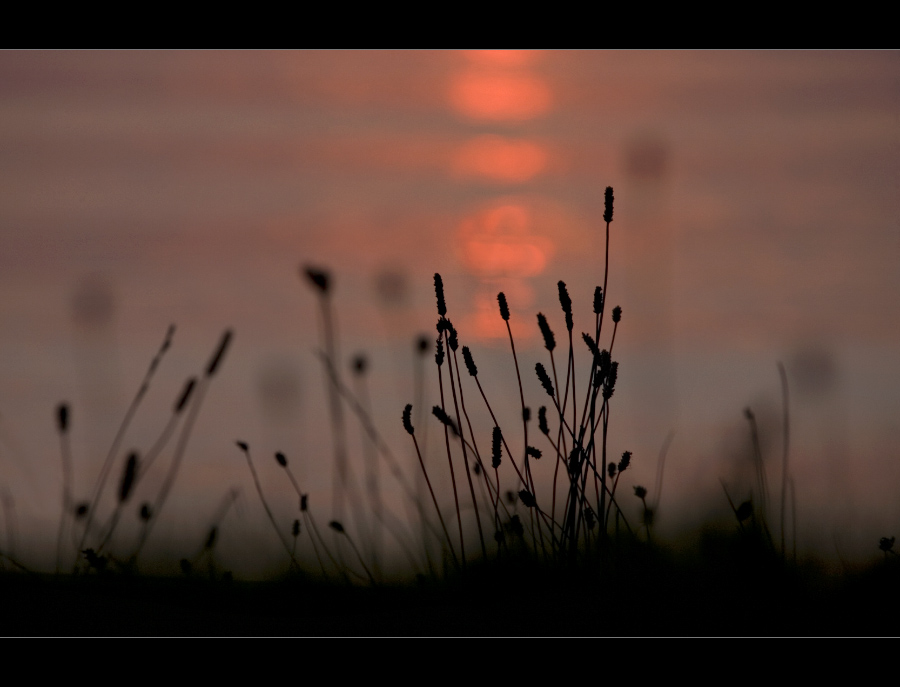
[329,520,375,585]
[351,356,383,577]
[778,362,790,562]
[236,442,302,571]
[1,488,16,563]
[432,281,466,568]
[77,325,175,561]
[94,377,196,556]
[314,350,435,570]
[130,330,231,562]
[304,268,366,564]
[445,326,487,560]
[55,403,71,575]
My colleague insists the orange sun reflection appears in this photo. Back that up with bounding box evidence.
[449,71,552,121]
[457,203,554,278]
[460,50,544,68]
[451,135,549,184]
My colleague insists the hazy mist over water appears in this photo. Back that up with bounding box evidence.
[0,50,897,576]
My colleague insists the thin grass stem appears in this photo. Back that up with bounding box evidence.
[56,404,72,575]
[236,442,302,570]
[778,362,790,562]
[436,336,465,569]
[447,345,487,560]
[78,325,174,559]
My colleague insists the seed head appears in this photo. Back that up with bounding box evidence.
[205,329,233,377]
[434,273,447,316]
[300,494,308,511]
[462,346,477,377]
[507,514,524,538]
[612,306,622,323]
[329,521,345,534]
[447,321,459,351]
[518,490,537,508]
[497,292,510,321]
[603,361,619,400]
[618,451,631,473]
[435,336,444,367]
[879,536,895,552]
[492,426,502,469]
[538,406,549,436]
[585,506,596,530]
[526,446,542,460]
[432,406,459,436]
[292,520,301,537]
[604,186,614,224]
[56,403,69,433]
[236,440,249,452]
[582,332,600,359]
[275,451,287,467]
[598,349,611,377]
[557,281,573,332]
[536,313,556,352]
[118,452,138,503]
[568,446,583,478]
[75,503,89,518]
[608,463,617,479]
[303,266,330,293]
[416,335,429,355]
[205,527,217,550]
[174,377,196,414]
[593,286,604,315]
[634,485,647,500]
[161,324,175,353]
[140,503,152,521]
[351,354,367,375]
[402,404,414,435]
[523,407,531,423]
[535,363,555,397]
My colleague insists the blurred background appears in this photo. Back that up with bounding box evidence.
[0,50,897,577]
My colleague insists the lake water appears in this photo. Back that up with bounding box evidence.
[0,51,897,576]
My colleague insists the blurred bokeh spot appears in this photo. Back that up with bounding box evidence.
[70,273,116,331]
[624,133,669,183]
[789,346,838,399]
[372,267,410,308]
[256,357,303,423]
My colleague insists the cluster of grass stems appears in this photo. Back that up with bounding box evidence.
[1,184,896,593]
[0,326,235,577]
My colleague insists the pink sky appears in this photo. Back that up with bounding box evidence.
[0,51,897,576]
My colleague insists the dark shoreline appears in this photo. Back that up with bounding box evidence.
[5,539,897,637]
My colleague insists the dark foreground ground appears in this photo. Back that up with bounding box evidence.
[3,535,897,636]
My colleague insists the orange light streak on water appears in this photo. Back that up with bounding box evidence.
[457,203,552,278]
[449,50,552,122]
[446,51,558,339]
[451,135,549,184]
[449,72,552,121]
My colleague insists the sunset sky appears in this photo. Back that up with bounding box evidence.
[0,51,897,575]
